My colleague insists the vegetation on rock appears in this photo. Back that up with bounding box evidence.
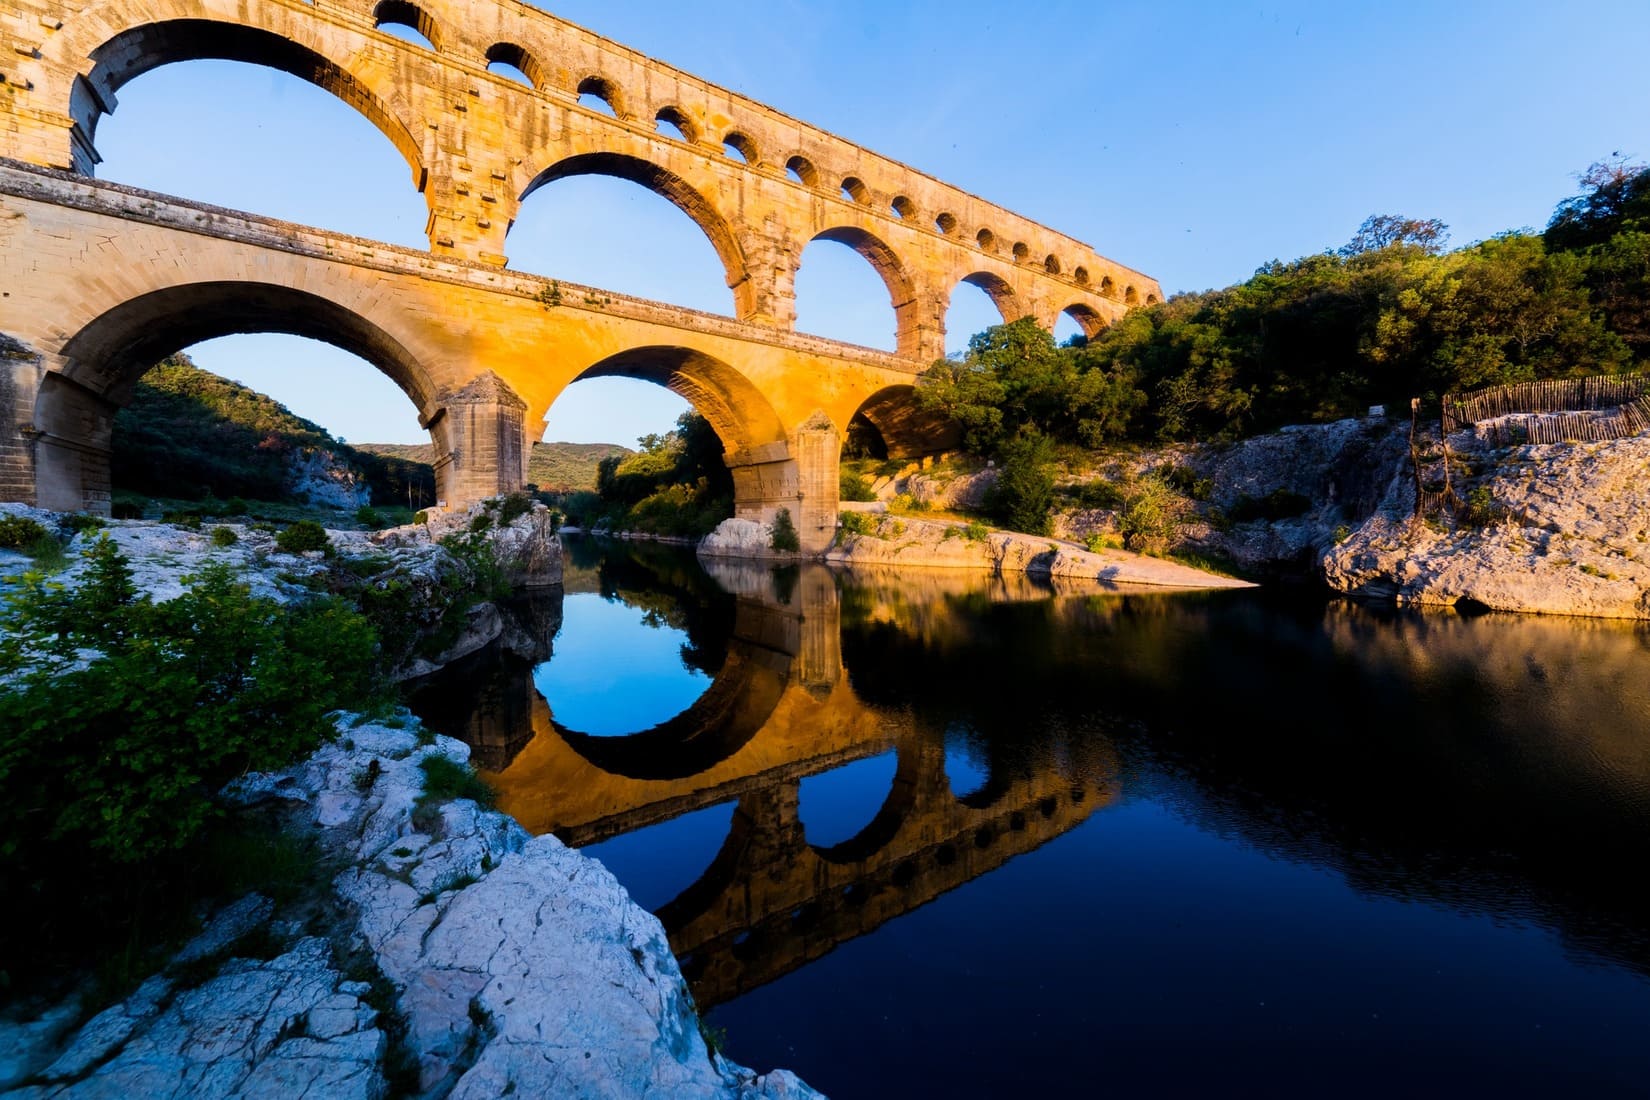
[559,412,734,538]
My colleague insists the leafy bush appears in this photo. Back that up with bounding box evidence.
[962,520,991,542]
[275,520,331,555]
[770,507,801,552]
[1119,473,1190,554]
[0,514,49,550]
[838,511,877,537]
[355,505,385,529]
[984,431,1056,536]
[210,526,239,547]
[840,470,877,502]
[59,514,107,536]
[497,490,534,526]
[0,536,379,865]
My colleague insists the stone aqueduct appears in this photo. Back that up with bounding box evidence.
[0,0,1161,550]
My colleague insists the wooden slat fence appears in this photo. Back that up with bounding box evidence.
[1442,374,1650,443]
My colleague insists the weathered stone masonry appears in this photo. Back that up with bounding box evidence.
[0,0,1161,552]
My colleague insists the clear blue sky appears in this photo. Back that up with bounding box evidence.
[92,0,1650,446]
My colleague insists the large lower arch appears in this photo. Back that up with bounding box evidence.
[1059,302,1110,341]
[848,385,961,460]
[519,154,753,320]
[806,226,921,357]
[956,271,1026,326]
[33,281,441,512]
[71,20,426,192]
[572,346,786,454]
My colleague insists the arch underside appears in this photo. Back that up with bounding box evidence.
[521,153,752,318]
[809,226,917,354]
[852,386,960,459]
[51,281,437,414]
[78,20,425,190]
[1061,302,1109,339]
[573,345,787,454]
[959,271,1026,325]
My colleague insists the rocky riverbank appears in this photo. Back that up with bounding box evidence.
[0,717,816,1099]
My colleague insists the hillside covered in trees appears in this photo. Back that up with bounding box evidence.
[112,356,434,510]
[355,441,634,494]
[917,156,1650,454]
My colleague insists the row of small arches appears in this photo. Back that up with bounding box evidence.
[368,1,1155,307]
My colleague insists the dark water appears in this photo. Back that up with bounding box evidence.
[410,538,1650,1099]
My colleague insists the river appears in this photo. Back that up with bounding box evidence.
[408,536,1650,1098]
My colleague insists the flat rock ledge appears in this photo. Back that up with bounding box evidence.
[0,720,819,1100]
[821,516,1256,591]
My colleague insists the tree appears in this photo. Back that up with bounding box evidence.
[984,430,1056,535]
[1340,214,1450,257]
[1545,154,1650,253]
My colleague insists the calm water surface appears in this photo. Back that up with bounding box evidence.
[410,538,1650,1098]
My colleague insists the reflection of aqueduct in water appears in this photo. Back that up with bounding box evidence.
[442,561,1117,1008]
[1,0,1161,552]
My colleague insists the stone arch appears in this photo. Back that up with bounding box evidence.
[572,346,787,454]
[1073,266,1090,287]
[518,153,753,318]
[70,19,427,190]
[976,228,997,252]
[809,740,926,865]
[575,75,627,118]
[722,131,760,166]
[1059,303,1109,340]
[804,226,920,356]
[890,195,917,221]
[785,155,820,187]
[955,271,1026,325]
[32,281,441,511]
[1044,254,1062,276]
[847,385,961,460]
[1124,285,1139,305]
[485,41,543,89]
[655,105,700,144]
[372,0,443,51]
[935,212,959,236]
[840,176,870,204]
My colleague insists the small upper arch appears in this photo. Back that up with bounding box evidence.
[1044,254,1062,276]
[1124,285,1139,305]
[1073,266,1090,286]
[841,177,870,205]
[655,105,700,144]
[722,131,760,166]
[890,195,917,221]
[372,0,442,51]
[576,75,627,119]
[935,212,959,236]
[1012,241,1031,263]
[786,156,820,187]
[976,228,997,252]
[484,42,542,89]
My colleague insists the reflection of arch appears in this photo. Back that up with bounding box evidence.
[554,642,790,781]
[955,271,1026,325]
[574,346,787,452]
[806,226,918,353]
[75,21,426,190]
[518,153,751,315]
[51,281,437,410]
[848,385,961,459]
[1060,303,1109,340]
[810,741,924,865]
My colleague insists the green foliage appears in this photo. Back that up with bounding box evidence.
[583,413,734,537]
[0,514,50,550]
[984,431,1056,535]
[275,520,332,555]
[497,490,533,526]
[1461,485,1504,527]
[962,520,991,542]
[59,513,107,535]
[356,505,385,529]
[112,355,435,509]
[416,755,497,815]
[840,470,878,502]
[1118,473,1191,555]
[0,537,379,866]
[838,511,877,537]
[210,526,239,547]
[770,507,800,552]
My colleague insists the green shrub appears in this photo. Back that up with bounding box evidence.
[210,526,239,547]
[770,507,801,553]
[0,514,50,550]
[840,471,877,502]
[468,512,494,534]
[0,535,379,864]
[355,505,385,529]
[984,431,1056,536]
[164,512,203,531]
[111,495,148,521]
[275,520,331,555]
[413,510,430,525]
[838,511,877,537]
[1119,473,1190,554]
[962,520,991,542]
[59,514,107,536]
[497,491,533,526]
